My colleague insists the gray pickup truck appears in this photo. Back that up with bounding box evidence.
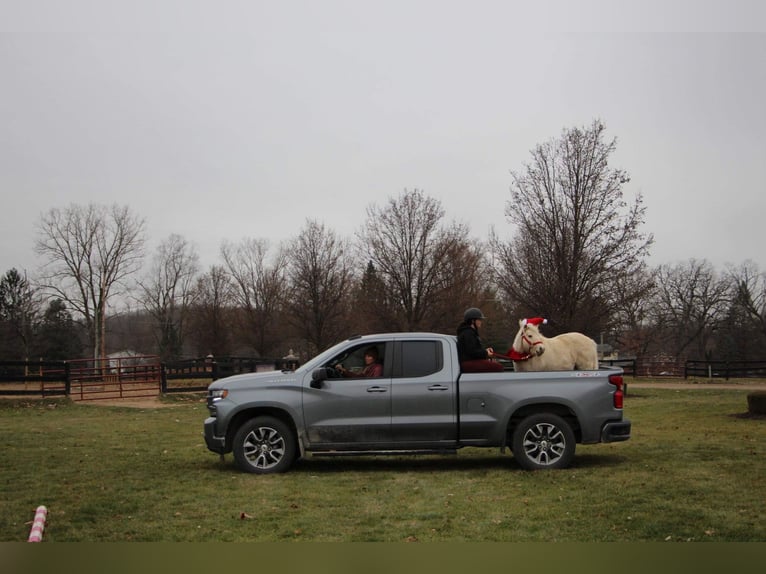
[203,332,630,473]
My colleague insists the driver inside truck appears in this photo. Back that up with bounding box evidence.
[336,346,383,378]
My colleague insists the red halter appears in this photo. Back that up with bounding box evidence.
[522,332,543,350]
[494,318,547,362]
[497,328,544,362]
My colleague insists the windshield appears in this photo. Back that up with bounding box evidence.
[295,338,363,373]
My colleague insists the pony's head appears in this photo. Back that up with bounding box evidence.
[513,318,547,357]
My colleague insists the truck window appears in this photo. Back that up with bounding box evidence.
[327,343,385,378]
[399,341,441,377]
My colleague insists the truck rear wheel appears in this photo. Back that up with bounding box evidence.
[232,416,297,474]
[511,413,575,470]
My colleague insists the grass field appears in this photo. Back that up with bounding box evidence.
[0,386,764,542]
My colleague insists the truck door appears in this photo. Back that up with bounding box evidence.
[302,342,392,448]
[390,338,457,445]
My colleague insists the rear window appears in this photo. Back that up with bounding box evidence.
[399,341,441,377]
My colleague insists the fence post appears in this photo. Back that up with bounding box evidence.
[160,363,167,393]
[64,362,71,397]
[212,361,218,381]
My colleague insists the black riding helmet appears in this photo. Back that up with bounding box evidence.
[463,307,487,321]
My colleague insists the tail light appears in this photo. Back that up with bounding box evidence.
[609,374,624,409]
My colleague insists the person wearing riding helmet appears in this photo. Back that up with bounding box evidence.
[456,307,504,373]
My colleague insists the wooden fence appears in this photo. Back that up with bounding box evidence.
[5,355,764,399]
[0,360,69,397]
[161,356,301,393]
[599,358,637,377]
[684,360,766,380]
[0,355,301,400]
[602,358,766,379]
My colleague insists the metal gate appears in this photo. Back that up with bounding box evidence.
[67,356,162,401]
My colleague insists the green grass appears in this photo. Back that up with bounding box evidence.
[0,388,764,542]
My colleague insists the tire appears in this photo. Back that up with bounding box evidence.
[511,413,576,470]
[232,416,297,474]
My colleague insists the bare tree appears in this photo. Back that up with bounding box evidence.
[138,234,200,361]
[189,265,235,357]
[716,260,766,360]
[352,261,397,334]
[727,260,766,337]
[650,259,730,359]
[35,204,146,361]
[423,237,490,333]
[222,238,288,356]
[358,189,488,331]
[285,220,354,354]
[491,120,653,337]
[607,266,657,357]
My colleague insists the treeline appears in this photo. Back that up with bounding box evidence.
[2,121,765,364]
[1,191,494,364]
[3,237,765,365]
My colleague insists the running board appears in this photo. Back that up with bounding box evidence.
[309,449,458,457]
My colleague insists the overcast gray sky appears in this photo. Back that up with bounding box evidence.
[2,1,765,277]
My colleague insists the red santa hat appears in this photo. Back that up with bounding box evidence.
[522,317,547,326]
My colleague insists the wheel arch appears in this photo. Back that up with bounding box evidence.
[506,402,582,444]
[226,407,300,453]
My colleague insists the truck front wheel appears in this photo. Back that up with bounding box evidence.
[232,416,297,474]
[511,413,576,470]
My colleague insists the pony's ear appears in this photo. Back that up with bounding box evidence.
[519,319,525,327]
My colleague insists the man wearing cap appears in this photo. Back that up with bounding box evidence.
[456,308,504,373]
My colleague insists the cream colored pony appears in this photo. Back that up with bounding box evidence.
[507,318,598,372]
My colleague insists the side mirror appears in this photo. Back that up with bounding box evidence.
[310,367,329,388]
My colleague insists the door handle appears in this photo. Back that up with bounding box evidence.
[428,384,449,391]
[366,386,388,393]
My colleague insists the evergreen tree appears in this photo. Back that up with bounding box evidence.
[33,299,84,360]
[0,268,37,360]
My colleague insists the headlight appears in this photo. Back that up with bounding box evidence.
[207,388,228,416]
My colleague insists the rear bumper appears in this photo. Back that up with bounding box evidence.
[204,417,227,454]
[601,419,631,442]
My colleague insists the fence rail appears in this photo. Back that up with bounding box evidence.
[0,360,69,396]
[1,355,301,399]
[161,356,300,393]
[7,355,764,399]
[684,360,766,380]
[599,359,636,377]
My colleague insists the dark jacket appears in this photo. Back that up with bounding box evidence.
[456,322,489,362]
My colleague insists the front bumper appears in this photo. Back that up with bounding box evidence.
[601,419,631,443]
[204,416,228,454]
